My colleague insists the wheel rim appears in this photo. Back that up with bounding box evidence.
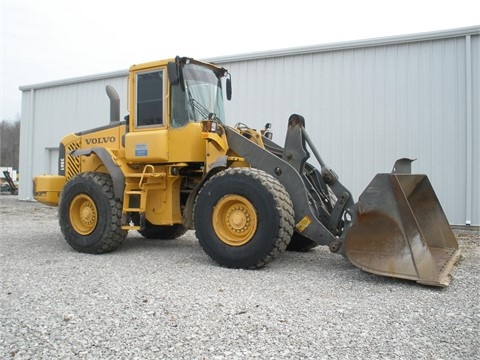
[69,194,98,235]
[213,195,257,246]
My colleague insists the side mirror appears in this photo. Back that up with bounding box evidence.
[226,74,232,100]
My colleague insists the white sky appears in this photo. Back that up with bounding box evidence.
[1,0,479,121]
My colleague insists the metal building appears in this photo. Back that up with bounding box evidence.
[19,26,479,226]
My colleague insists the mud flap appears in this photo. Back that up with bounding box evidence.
[343,173,460,287]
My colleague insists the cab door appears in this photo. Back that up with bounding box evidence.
[125,68,169,163]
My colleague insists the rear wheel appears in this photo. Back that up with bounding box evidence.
[138,221,187,239]
[59,172,127,254]
[194,168,294,269]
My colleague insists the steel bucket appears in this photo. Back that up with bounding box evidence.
[342,171,460,287]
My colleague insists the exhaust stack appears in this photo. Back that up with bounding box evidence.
[105,85,120,124]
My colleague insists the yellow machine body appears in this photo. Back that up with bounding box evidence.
[32,56,460,287]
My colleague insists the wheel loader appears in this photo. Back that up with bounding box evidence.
[33,56,460,287]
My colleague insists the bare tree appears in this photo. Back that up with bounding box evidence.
[0,115,21,169]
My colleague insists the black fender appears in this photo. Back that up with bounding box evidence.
[70,147,125,200]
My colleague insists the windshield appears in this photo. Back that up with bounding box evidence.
[171,63,226,128]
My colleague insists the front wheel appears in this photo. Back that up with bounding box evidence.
[193,168,294,269]
[59,172,127,254]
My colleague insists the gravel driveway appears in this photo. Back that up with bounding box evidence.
[1,195,479,359]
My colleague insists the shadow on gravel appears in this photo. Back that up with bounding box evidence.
[117,233,200,253]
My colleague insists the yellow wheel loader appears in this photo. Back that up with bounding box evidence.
[33,56,460,286]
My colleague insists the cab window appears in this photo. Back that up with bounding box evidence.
[136,70,164,127]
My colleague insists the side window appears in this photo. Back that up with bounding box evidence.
[136,70,163,127]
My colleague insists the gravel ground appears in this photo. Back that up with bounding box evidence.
[0,195,479,359]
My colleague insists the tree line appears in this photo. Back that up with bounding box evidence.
[0,116,20,170]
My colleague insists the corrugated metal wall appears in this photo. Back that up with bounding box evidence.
[19,27,479,225]
[19,73,128,202]
[214,29,479,226]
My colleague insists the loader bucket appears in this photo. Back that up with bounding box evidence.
[343,173,460,287]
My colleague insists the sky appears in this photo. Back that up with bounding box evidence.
[1,0,479,121]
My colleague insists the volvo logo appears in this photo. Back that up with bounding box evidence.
[85,136,116,145]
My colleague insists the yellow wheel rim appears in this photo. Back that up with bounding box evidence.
[69,194,98,235]
[213,195,257,246]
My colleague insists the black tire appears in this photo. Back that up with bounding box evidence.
[59,172,127,254]
[193,168,294,269]
[286,232,318,252]
[138,221,188,239]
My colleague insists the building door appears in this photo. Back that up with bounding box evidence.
[47,148,59,174]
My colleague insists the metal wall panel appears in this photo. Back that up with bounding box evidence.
[19,75,128,200]
[19,28,479,225]
[217,32,479,225]
[471,34,479,225]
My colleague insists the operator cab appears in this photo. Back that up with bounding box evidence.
[124,57,231,163]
